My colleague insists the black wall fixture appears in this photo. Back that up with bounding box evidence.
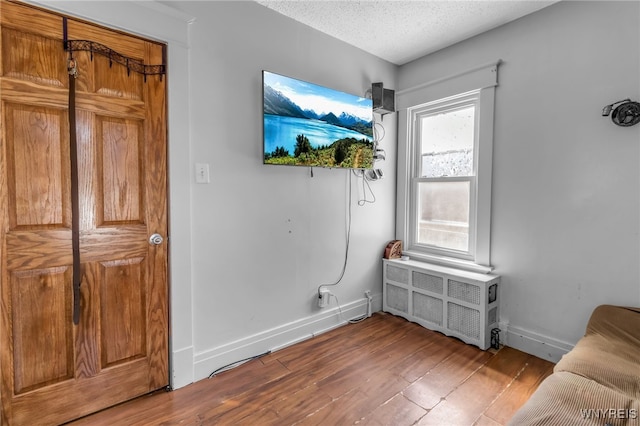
[602,99,640,127]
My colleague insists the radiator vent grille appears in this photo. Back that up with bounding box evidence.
[488,306,498,325]
[387,265,409,284]
[383,260,500,350]
[413,271,443,294]
[448,302,480,339]
[448,280,480,305]
[386,284,408,313]
[413,292,443,325]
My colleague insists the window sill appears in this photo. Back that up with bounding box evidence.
[401,250,494,274]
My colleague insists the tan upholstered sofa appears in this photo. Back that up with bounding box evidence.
[509,305,640,426]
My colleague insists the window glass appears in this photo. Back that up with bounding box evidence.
[417,181,470,251]
[420,105,475,178]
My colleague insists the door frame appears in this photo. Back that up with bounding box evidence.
[23,0,196,390]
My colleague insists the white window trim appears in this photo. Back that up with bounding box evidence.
[396,61,500,273]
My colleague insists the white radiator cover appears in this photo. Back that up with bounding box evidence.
[383,259,500,350]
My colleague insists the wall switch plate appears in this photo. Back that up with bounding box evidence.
[195,163,210,184]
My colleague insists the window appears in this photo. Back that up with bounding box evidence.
[396,62,499,271]
[416,98,476,254]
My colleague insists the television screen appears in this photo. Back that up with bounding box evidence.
[263,71,374,169]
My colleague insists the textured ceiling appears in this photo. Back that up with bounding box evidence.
[255,1,559,65]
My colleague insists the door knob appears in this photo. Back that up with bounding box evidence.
[149,233,164,245]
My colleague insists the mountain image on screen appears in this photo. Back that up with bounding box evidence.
[263,71,374,169]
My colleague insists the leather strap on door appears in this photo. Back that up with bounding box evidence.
[62,17,167,324]
[68,55,81,325]
[65,18,82,325]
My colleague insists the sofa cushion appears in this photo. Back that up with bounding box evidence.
[584,305,640,346]
[507,371,640,426]
[508,305,640,426]
[554,305,640,398]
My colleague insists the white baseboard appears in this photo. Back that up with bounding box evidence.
[184,296,568,389]
[192,294,381,383]
[504,324,574,363]
[170,345,194,390]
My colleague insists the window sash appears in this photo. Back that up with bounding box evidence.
[410,176,477,260]
[407,94,480,260]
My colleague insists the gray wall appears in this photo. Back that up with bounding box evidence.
[399,0,640,359]
[171,1,398,379]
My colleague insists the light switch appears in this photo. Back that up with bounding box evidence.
[195,163,210,184]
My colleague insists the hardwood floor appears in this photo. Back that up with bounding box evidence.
[69,313,554,425]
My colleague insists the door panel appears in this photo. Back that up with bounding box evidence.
[0,1,169,424]
[6,104,69,228]
[1,27,67,87]
[11,267,73,394]
[100,258,147,367]
[98,116,144,224]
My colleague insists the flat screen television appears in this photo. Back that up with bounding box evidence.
[263,70,374,169]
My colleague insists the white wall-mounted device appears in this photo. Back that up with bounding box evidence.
[318,288,331,308]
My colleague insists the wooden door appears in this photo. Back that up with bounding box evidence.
[0,1,169,424]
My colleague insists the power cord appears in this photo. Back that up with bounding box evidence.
[353,114,384,205]
[207,350,272,378]
[373,120,385,144]
[356,169,377,206]
[317,172,353,298]
[316,173,373,323]
[332,293,369,324]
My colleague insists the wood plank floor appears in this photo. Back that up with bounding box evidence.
[69,312,554,425]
